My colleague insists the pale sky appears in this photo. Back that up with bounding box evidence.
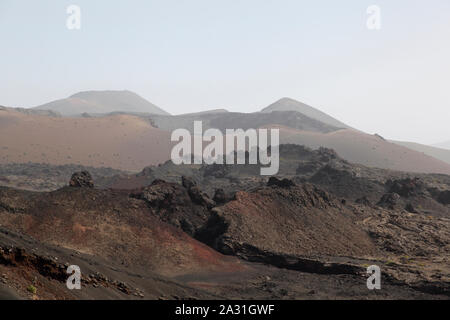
[1,0,449,145]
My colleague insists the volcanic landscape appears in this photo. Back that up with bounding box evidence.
[0,91,449,300]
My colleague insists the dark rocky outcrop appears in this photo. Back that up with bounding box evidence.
[309,165,384,201]
[267,177,296,188]
[437,190,450,205]
[201,163,230,178]
[130,178,214,236]
[355,196,372,206]
[181,176,196,190]
[213,189,235,204]
[182,176,215,208]
[137,167,153,177]
[317,147,338,162]
[405,203,418,213]
[377,193,401,209]
[69,171,94,188]
[386,178,425,198]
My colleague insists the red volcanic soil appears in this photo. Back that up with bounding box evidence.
[0,186,244,277]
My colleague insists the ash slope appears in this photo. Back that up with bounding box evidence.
[0,108,172,171]
[392,140,450,166]
[3,97,450,175]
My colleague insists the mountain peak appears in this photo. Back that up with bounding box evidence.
[261,98,349,129]
[277,97,303,103]
[70,90,136,99]
[34,90,170,116]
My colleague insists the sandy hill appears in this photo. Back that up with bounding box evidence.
[33,90,169,116]
[261,98,350,129]
[392,140,450,165]
[0,108,171,171]
[3,97,450,175]
[434,140,450,150]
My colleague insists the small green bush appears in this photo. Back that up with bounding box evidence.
[27,285,37,294]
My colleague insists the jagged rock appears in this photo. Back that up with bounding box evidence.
[213,189,235,204]
[181,176,196,190]
[69,171,94,188]
[132,179,177,207]
[317,147,338,162]
[437,190,450,205]
[356,196,371,206]
[405,203,417,213]
[130,179,213,236]
[188,186,215,208]
[182,176,215,208]
[267,177,296,188]
[386,178,425,198]
[377,193,401,209]
[309,164,385,201]
[213,189,226,203]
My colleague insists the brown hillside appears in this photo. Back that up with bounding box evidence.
[270,126,450,175]
[0,185,243,277]
[0,109,171,171]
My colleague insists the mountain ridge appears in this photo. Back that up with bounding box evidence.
[434,140,450,150]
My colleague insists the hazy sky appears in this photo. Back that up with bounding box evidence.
[1,0,449,144]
